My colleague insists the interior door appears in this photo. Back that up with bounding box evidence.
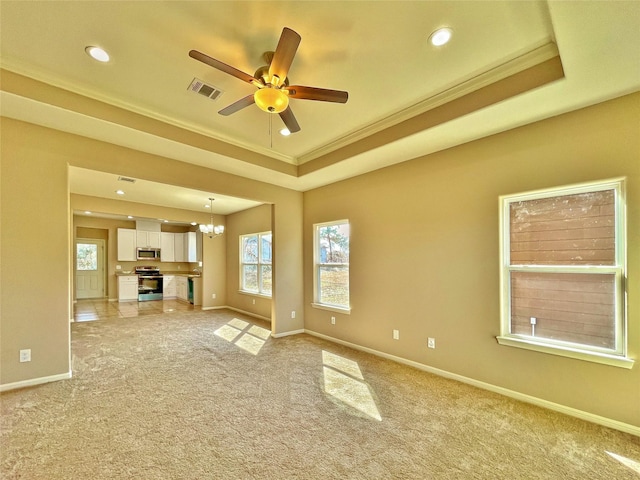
[76,238,105,299]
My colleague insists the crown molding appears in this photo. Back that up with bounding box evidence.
[0,58,296,165]
[298,40,560,165]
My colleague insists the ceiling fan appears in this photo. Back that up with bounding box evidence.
[189,27,348,133]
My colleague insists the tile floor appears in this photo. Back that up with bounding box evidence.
[74,298,195,322]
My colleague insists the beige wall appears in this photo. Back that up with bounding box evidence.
[1,118,304,388]
[303,92,640,427]
[226,204,273,319]
[1,124,71,384]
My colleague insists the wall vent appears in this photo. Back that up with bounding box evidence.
[118,176,136,183]
[188,78,223,101]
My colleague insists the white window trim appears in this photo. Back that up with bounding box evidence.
[497,178,632,368]
[312,219,351,314]
[239,231,272,297]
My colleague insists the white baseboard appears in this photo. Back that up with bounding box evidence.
[304,329,640,437]
[272,328,305,338]
[0,371,72,392]
[221,306,271,323]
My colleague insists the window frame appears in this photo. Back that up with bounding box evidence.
[497,178,632,368]
[312,220,351,314]
[239,231,272,297]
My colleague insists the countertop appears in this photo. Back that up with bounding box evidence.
[115,271,201,277]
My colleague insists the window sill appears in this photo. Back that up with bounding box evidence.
[238,290,272,299]
[311,303,351,315]
[496,336,634,369]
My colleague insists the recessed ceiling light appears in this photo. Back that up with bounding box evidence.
[163,220,169,223]
[85,46,110,62]
[190,222,197,226]
[127,215,134,219]
[204,204,210,208]
[429,27,452,47]
[280,128,291,136]
[84,211,92,215]
[115,190,125,195]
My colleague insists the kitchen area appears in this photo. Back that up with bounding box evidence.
[115,220,204,305]
[73,211,226,322]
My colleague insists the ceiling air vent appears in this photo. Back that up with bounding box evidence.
[118,176,136,183]
[188,78,223,101]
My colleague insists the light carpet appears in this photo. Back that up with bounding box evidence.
[1,309,639,479]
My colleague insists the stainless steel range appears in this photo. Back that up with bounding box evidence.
[135,266,163,301]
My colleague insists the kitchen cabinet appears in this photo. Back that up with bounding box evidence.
[137,230,161,249]
[191,277,202,306]
[186,232,197,262]
[161,233,175,262]
[176,276,188,301]
[117,228,136,261]
[163,275,176,298]
[174,233,185,262]
[118,275,138,302]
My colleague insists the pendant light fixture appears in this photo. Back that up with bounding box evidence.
[199,197,225,238]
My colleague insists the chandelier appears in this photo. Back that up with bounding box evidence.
[199,197,224,238]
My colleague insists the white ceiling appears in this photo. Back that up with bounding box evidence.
[1,1,639,217]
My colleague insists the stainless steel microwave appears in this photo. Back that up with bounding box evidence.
[136,248,161,260]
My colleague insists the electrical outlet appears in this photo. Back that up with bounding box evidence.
[20,349,31,362]
[291,311,296,319]
[428,337,436,349]
[331,316,336,325]
[252,299,256,305]
[211,293,216,299]
[393,329,400,340]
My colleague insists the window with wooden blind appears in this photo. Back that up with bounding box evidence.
[498,179,631,368]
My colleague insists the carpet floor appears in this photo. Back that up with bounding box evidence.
[1,308,639,479]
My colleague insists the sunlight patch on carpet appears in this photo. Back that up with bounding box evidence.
[248,325,271,340]
[606,451,640,474]
[323,351,364,380]
[229,318,250,330]
[214,324,242,342]
[214,319,269,355]
[322,351,381,421]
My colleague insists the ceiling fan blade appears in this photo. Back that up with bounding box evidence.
[279,106,301,133]
[287,85,348,103]
[219,94,255,116]
[268,28,301,85]
[189,50,257,85]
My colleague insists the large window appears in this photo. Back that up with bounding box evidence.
[313,220,350,312]
[240,232,272,296]
[498,178,631,368]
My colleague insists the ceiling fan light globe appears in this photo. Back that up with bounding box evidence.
[254,87,289,113]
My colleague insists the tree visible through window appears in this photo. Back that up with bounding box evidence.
[314,221,350,310]
[498,179,630,367]
[77,243,98,271]
[240,232,272,296]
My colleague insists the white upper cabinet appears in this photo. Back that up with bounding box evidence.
[160,232,175,262]
[174,233,185,262]
[186,232,197,263]
[117,228,136,261]
[136,230,161,248]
